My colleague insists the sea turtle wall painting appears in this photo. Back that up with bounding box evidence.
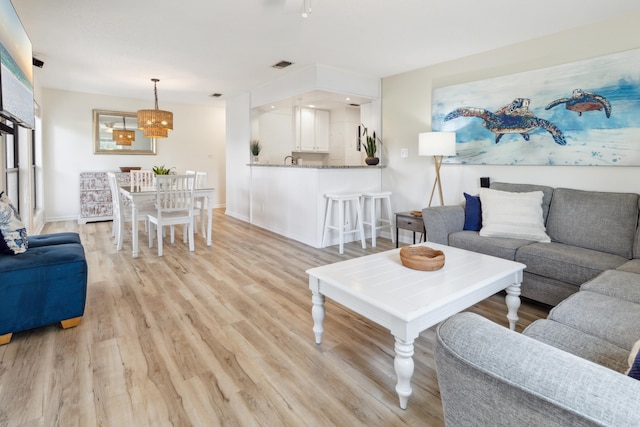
[431,48,640,166]
[444,98,566,145]
[545,89,612,117]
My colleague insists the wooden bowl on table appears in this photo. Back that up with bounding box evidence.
[399,245,445,271]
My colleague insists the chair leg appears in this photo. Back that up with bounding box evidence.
[157,223,164,256]
[149,223,155,248]
[370,198,377,248]
[0,333,12,346]
[200,207,206,235]
[188,222,195,252]
[116,217,125,251]
[60,317,82,329]
[322,198,332,248]
[385,196,395,243]
[356,199,366,250]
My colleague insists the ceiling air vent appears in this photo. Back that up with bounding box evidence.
[349,103,360,107]
[272,60,293,69]
[210,93,223,98]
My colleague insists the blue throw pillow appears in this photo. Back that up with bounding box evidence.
[629,348,640,381]
[463,193,482,231]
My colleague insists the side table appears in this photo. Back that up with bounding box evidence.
[395,211,426,248]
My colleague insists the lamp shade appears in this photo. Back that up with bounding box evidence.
[418,132,456,156]
[137,78,173,139]
[113,129,135,145]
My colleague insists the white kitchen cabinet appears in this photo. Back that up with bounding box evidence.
[293,107,329,152]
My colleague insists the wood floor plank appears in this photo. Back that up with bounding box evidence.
[0,209,551,426]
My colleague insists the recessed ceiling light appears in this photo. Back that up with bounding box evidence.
[272,60,293,69]
[345,97,351,101]
[308,104,316,108]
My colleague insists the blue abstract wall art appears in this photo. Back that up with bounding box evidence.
[432,48,640,165]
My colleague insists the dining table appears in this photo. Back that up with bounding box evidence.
[119,184,215,258]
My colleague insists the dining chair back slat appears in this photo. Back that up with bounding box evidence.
[130,170,155,188]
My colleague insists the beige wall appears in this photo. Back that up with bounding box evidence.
[382,13,640,214]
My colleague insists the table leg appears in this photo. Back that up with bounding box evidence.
[311,291,325,344]
[505,283,521,330]
[131,201,139,258]
[394,337,414,410]
[206,194,213,246]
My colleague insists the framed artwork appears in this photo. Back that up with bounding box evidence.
[432,49,640,165]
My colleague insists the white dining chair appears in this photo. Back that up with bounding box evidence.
[130,169,155,188]
[107,172,152,251]
[147,174,196,256]
[185,170,208,235]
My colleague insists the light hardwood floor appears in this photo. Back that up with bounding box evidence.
[0,210,550,426]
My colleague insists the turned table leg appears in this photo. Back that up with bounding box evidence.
[311,291,325,344]
[394,337,415,410]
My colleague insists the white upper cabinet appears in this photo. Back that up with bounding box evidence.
[293,107,330,152]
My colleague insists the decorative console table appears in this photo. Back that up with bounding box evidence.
[78,171,130,224]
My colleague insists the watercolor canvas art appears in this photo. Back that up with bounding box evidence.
[432,49,640,165]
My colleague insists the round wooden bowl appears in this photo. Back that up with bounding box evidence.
[399,246,445,271]
[119,167,141,172]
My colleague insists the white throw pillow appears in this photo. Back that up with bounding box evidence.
[479,188,550,242]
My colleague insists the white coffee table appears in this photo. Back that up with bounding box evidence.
[307,243,525,409]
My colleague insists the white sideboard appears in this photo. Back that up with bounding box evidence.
[78,171,130,224]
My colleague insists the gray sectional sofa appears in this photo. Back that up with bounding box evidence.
[434,270,640,426]
[424,183,640,425]
[422,182,640,306]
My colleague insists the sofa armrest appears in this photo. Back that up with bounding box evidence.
[421,206,465,245]
[435,312,640,427]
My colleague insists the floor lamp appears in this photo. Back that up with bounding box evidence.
[418,132,457,206]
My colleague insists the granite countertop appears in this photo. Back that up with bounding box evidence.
[247,164,384,169]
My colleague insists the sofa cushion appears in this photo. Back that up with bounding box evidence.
[516,242,626,285]
[580,270,640,304]
[546,188,639,259]
[616,259,640,274]
[548,291,640,350]
[28,232,82,248]
[490,182,555,223]
[524,319,629,373]
[463,193,481,231]
[479,188,550,242]
[449,230,532,260]
[0,192,28,255]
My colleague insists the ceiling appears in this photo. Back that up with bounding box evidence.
[13,0,640,108]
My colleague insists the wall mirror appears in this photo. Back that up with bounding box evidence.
[93,109,157,155]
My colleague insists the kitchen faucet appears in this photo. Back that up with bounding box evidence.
[284,155,297,165]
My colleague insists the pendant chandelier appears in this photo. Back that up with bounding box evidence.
[137,78,173,138]
[113,116,135,145]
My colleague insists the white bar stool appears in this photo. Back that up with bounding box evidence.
[322,193,366,255]
[361,191,395,247]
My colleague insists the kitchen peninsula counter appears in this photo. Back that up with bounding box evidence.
[248,164,384,169]
[249,164,383,248]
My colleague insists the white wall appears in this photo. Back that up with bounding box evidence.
[382,13,640,214]
[41,88,225,221]
[225,92,251,221]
